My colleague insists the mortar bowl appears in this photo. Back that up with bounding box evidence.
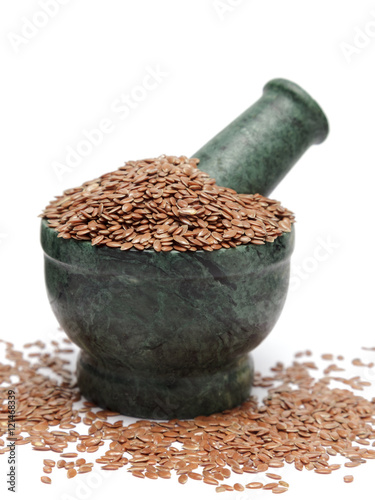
[41,219,294,419]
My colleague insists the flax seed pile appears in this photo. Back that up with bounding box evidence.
[1,339,375,493]
[41,155,294,252]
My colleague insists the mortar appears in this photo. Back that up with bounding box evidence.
[41,79,328,419]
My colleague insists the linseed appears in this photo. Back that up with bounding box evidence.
[246,482,263,489]
[178,473,188,484]
[78,465,93,474]
[2,338,375,494]
[67,469,77,479]
[43,459,55,467]
[222,484,234,491]
[272,487,288,494]
[204,477,219,486]
[188,472,202,481]
[145,471,158,480]
[41,156,294,252]
[158,470,173,479]
[264,482,279,489]
[266,473,282,480]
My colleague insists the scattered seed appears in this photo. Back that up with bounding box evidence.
[222,484,234,491]
[268,460,284,468]
[145,471,158,480]
[67,469,77,479]
[78,466,92,474]
[344,475,354,483]
[322,354,334,360]
[43,459,55,467]
[132,471,145,479]
[158,470,171,479]
[264,482,279,489]
[266,473,282,480]
[246,482,263,489]
[41,476,51,484]
[178,474,188,484]
[188,472,202,481]
[3,337,375,494]
[272,486,288,494]
[203,477,219,485]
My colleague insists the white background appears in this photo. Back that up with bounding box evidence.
[1,1,375,499]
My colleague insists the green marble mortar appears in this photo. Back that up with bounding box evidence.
[41,79,328,419]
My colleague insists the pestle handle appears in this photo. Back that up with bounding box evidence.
[193,78,329,196]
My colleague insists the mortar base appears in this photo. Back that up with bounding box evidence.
[77,352,254,420]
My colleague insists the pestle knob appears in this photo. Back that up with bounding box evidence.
[193,78,329,196]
